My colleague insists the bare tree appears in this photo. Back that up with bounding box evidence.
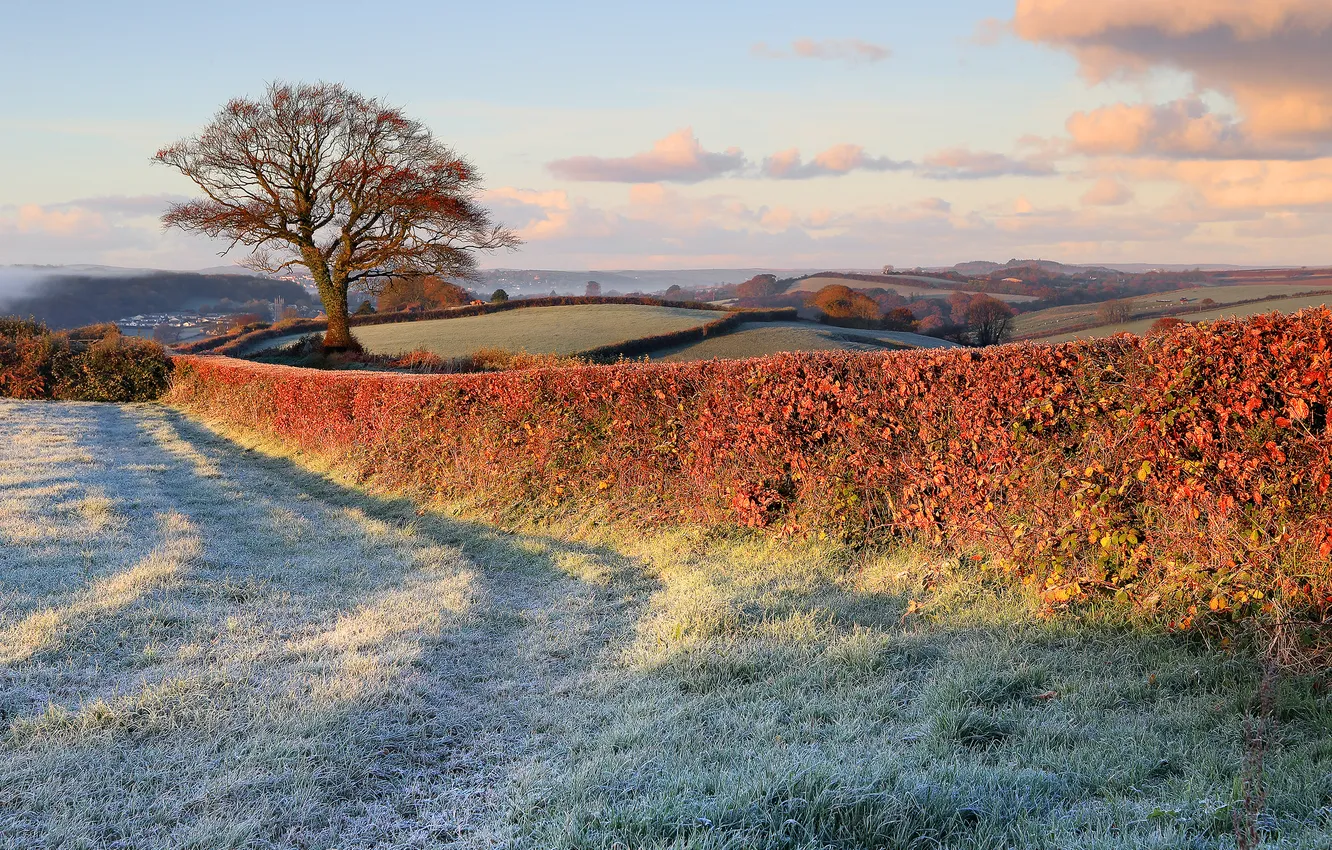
[965,294,1015,346]
[155,82,520,350]
[1095,299,1132,325]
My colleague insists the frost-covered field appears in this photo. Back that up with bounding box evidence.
[2,401,1330,848]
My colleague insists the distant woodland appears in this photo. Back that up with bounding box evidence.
[0,272,314,329]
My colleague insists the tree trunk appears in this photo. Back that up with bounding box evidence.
[321,294,360,352]
[318,283,361,353]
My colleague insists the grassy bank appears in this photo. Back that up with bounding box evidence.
[2,400,1330,847]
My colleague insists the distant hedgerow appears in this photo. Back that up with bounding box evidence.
[173,295,735,357]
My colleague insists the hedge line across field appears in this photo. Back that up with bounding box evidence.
[175,295,737,357]
[169,309,1332,639]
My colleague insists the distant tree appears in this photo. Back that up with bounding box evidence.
[947,290,975,325]
[585,280,602,297]
[491,289,509,304]
[156,82,520,351]
[1095,299,1133,325]
[279,306,301,321]
[882,307,917,332]
[736,274,781,299]
[916,314,946,335]
[151,324,182,344]
[965,295,1015,346]
[378,275,470,312]
[354,300,377,315]
[812,285,881,324]
[664,284,684,300]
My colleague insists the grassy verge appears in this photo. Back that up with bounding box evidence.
[2,400,1329,848]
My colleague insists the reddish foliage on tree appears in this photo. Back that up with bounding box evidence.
[155,82,520,351]
[882,307,917,332]
[812,285,881,322]
[378,275,471,312]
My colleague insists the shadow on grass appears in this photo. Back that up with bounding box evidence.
[1,402,658,848]
[4,401,1331,849]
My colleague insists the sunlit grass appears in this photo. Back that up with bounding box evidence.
[1,399,1329,848]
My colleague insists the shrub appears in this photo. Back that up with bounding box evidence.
[169,309,1332,641]
[1,318,172,401]
[813,285,881,325]
[53,333,174,402]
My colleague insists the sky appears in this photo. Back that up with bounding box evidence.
[1,0,1330,271]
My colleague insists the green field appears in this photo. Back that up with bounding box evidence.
[791,275,1038,303]
[655,321,958,361]
[1013,284,1329,339]
[1040,291,1332,343]
[243,304,721,357]
[4,400,1330,848]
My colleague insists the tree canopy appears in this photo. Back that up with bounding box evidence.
[156,82,519,349]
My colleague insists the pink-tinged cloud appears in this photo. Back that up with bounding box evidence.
[761,144,911,179]
[1066,98,1248,158]
[751,38,891,64]
[0,196,225,268]
[919,148,1057,180]
[1081,177,1134,206]
[1014,0,1332,142]
[1127,158,1332,209]
[1234,212,1332,239]
[546,129,746,183]
[14,204,107,236]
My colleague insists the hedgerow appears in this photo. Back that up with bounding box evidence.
[174,295,733,356]
[1,318,172,401]
[168,309,1332,637]
[577,307,798,361]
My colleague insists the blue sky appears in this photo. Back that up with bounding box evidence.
[2,0,1329,270]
